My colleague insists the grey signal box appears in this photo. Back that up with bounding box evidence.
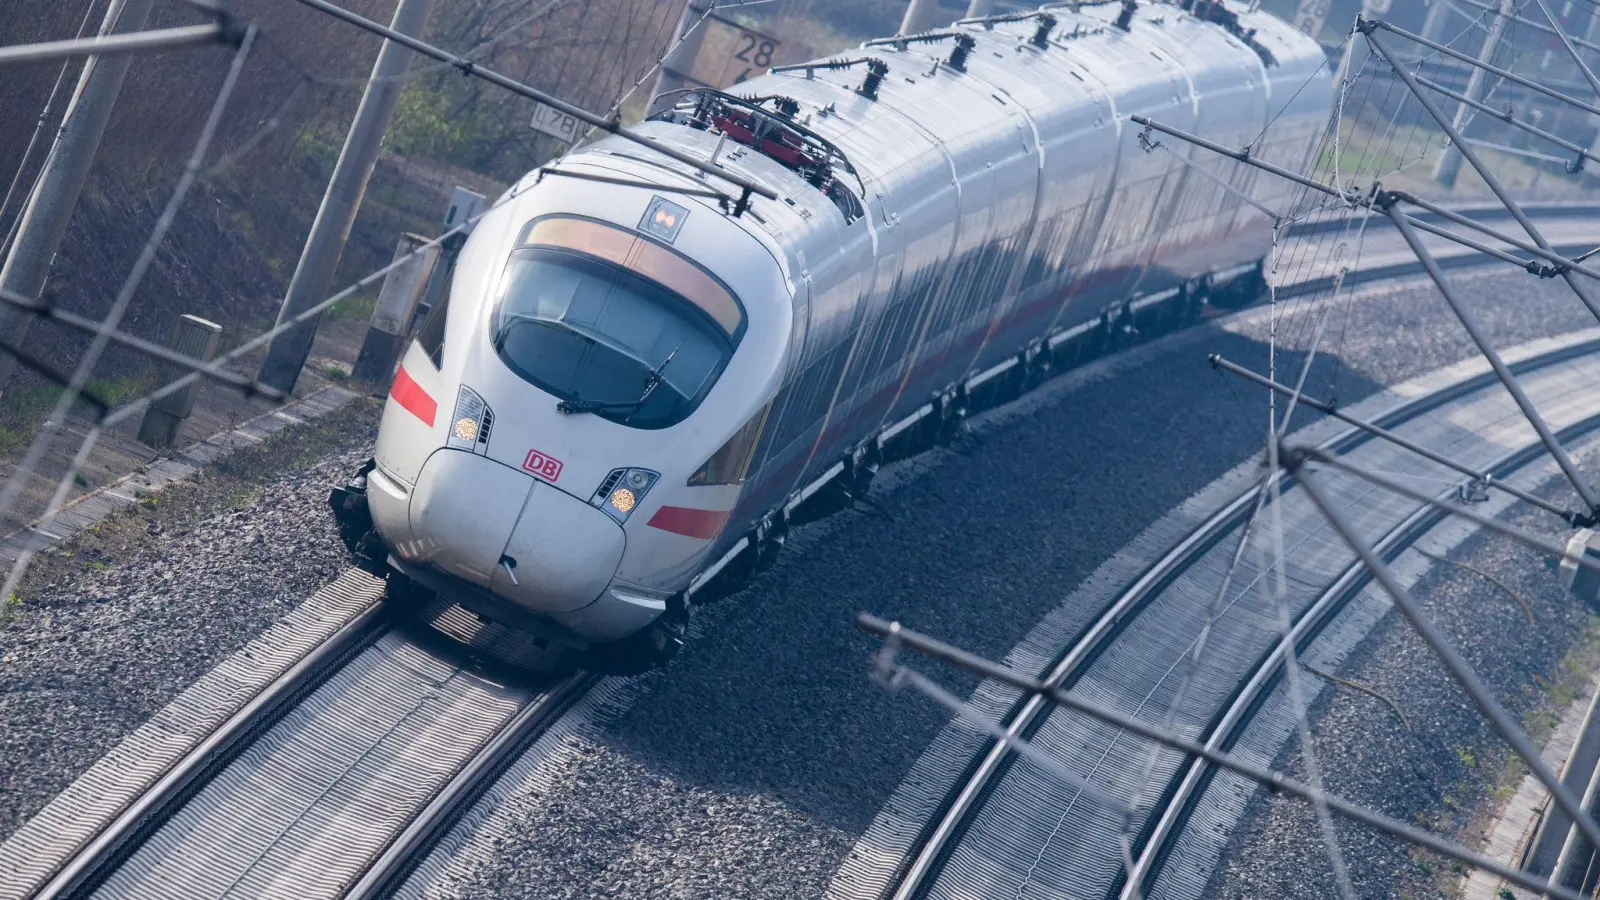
[445,187,486,230]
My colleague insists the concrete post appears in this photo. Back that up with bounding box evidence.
[1421,0,1456,42]
[1434,0,1514,188]
[899,0,943,35]
[650,1,712,115]
[350,234,439,384]
[965,0,995,18]
[255,0,437,395]
[0,0,157,397]
[136,314,221,449]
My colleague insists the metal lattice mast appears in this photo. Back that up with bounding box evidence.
[1433,0,1513,187]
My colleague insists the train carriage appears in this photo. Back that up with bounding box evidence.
[330,0,1333,671]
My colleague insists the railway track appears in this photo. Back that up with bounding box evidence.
[8,584,596,900]
[838,331,1600,900]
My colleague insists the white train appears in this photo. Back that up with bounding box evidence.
[330,0,1331,671]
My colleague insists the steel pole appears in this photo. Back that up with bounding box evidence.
[0,24,223,68]
[256,0,436,394]
[1383,201,1600,515]
[649,1,710,116]
[1366,22,1600,326]
[899,0,943,35]
[0,0,157,397]
[1432,0,1513,188]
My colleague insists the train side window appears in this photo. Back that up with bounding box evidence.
[690,400,774,485]
[415,291,449,369]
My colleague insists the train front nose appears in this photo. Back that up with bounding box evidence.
[406,450,624,613]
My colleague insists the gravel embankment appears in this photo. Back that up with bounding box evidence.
[0,402,379,836]
[1205,489,1594,900]
[427,264,1599,899]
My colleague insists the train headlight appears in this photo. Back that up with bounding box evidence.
[609,487,637,514]
[592,467,658,522]
[447,386,494,455]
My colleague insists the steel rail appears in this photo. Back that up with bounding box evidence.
[1121,409,1600,897]
[883,331,1600,899]
[33,601,393,900]
[861,618,1590,900]
[342,673,600,899]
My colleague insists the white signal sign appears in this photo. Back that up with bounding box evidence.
[689,14,784,87]
[530,101,582,144]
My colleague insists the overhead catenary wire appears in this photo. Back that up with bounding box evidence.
[1209,354,1583,522]
[1131,114,1600,281]
[1362,21,1600,340]
[283,0,775,202]
[576,0,714,145]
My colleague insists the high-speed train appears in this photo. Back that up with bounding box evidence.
[330,0,1332,671]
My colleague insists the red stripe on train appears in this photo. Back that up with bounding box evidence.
[647,505,730,539]
[390,366,437,426]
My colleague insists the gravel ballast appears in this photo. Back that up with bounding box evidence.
[420,261,1600,899]
[4,257,1594,897]
[0,402,380,837]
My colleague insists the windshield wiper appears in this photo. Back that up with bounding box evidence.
[556,345,680,417]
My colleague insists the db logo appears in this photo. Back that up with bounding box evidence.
[522,448,564,483]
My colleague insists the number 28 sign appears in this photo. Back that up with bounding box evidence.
[692,15,784,87]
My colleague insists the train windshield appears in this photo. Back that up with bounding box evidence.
[491,220,742,429]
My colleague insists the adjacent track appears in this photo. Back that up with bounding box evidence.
[13,209,1600,900]
[878,335,1600,899]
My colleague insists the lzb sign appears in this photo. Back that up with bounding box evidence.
[529,102,581,144]
[686,14,785,88]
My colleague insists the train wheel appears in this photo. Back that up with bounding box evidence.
[383,569,436,611]
[1211,261,1267,309]
[585,605,690,675]
[1108,306,1137,351]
